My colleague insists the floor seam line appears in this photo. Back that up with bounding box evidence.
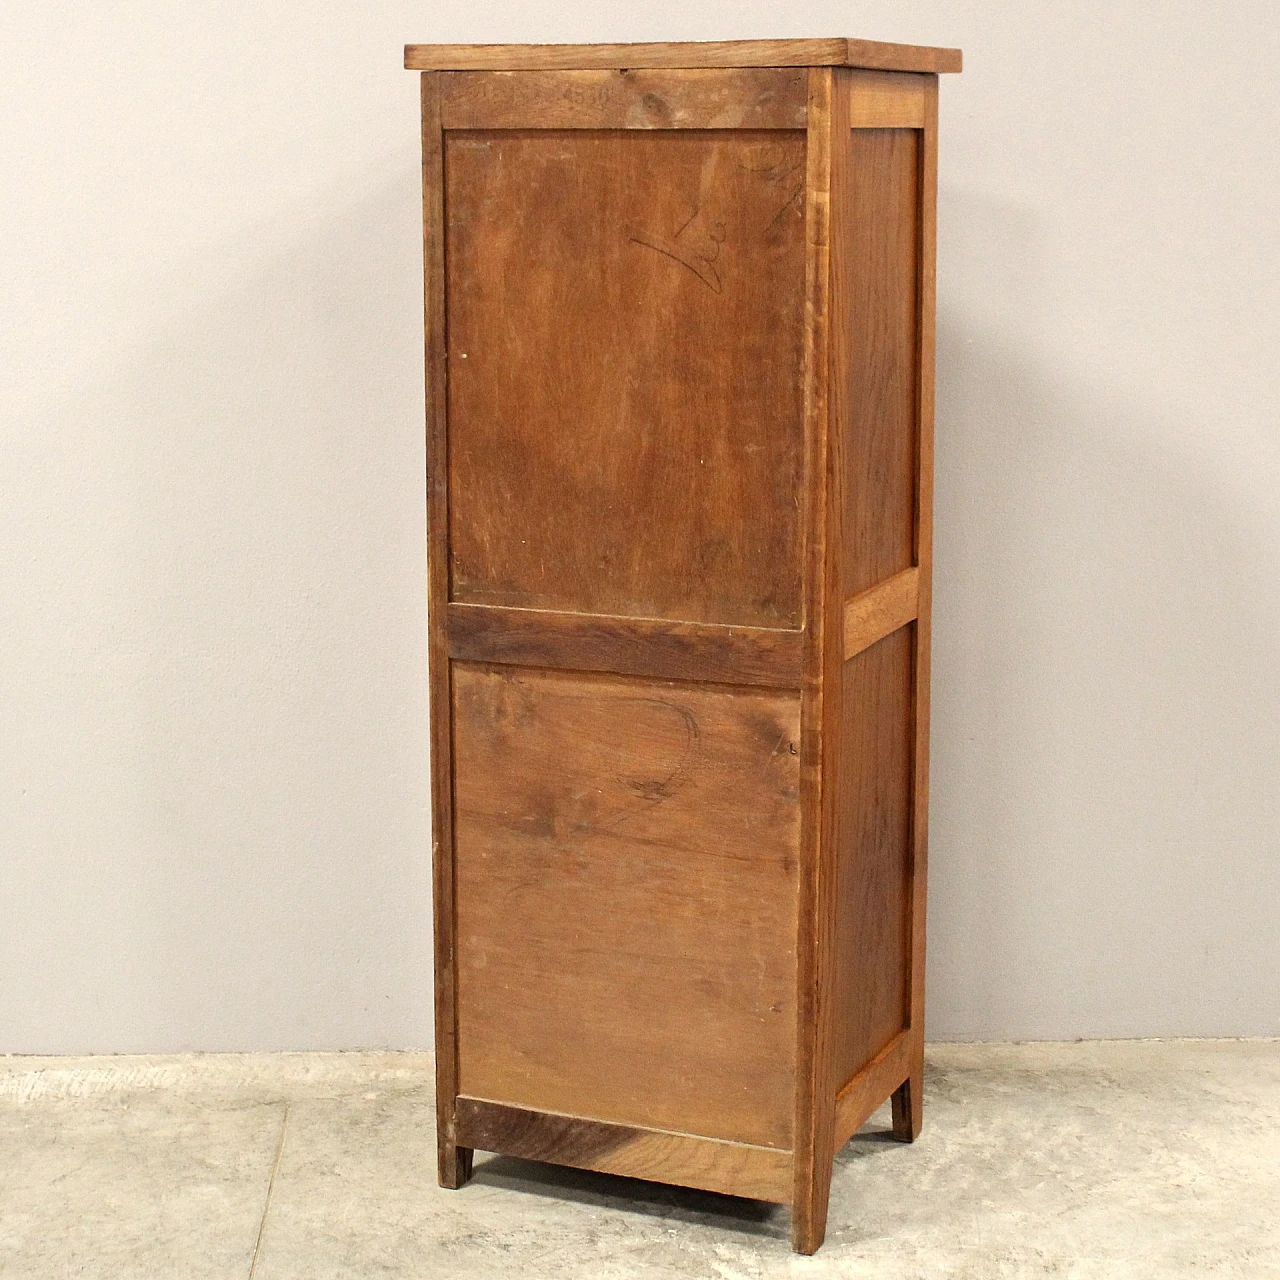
[248,1099,289,1280]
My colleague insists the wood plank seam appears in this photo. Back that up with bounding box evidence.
[842,567,919,660]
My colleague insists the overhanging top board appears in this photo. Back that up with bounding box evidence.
[404,38,962,75]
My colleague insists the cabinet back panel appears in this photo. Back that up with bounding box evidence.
[452,663,801,1149]
[444,129,807,628]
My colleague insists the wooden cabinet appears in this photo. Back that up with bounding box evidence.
[405,37,961,1254]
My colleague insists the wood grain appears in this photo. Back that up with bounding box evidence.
[448,603,803,689]
[456,1098,794,1202]
[439,68,807,130]
[831,627,914,1091]
[445,128,807,629]
[452,664,801,1150]
[840,127,921,600]
[847,69,927,128]
[405,39,963,75]
[842,567,919,660]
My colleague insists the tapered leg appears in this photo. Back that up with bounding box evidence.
[891,1065,924,1142]
[790,1149,835,1255]
[438,1139,474,1189]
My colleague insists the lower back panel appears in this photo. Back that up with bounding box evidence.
[451,663,801,1149]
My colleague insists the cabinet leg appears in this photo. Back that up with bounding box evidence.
[438,1139,474,1189]
[790,1157,834,1255]
[891,1066,924,1142]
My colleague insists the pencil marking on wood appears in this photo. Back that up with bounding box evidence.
[629,232,723,293]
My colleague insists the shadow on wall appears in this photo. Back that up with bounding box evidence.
[3,164,435,1051]
[926,192,1280,1040]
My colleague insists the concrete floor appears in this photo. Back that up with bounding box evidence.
[2,1041,1277,1279]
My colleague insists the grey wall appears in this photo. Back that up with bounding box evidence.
[2,3,1277,1052]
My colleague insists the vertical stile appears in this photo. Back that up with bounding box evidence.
[421,72,470,1188]
[792,64,839,1256]
[893,72,939,1142]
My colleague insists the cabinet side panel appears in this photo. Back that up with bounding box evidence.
[840,129,920,599]
[452,664,801,1150]
[445,128,807,628]
[831,627,914,1084]
[830,120,923,1093]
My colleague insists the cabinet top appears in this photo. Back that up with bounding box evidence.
[403,38,961,75]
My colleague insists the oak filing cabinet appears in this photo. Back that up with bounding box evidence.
[405,37,961,1254]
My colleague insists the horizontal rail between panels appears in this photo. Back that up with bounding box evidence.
[842,566,920,661]
[448,602,805,689]
[832,1030,911,1149]
[456,1097,794,1203]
